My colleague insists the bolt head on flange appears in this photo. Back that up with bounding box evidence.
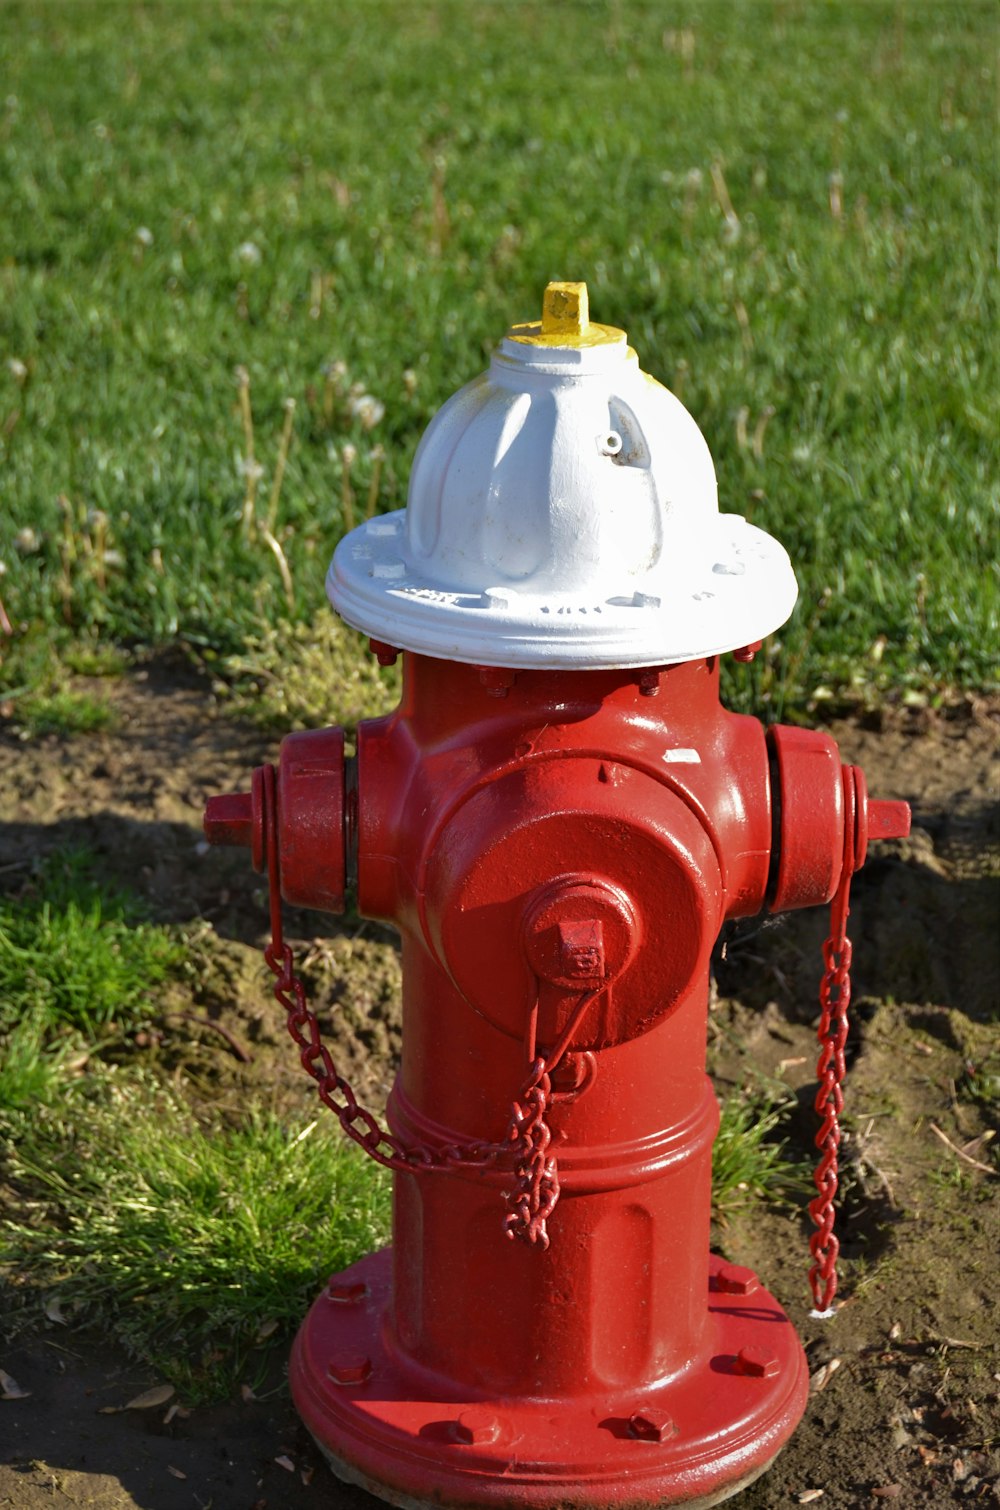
[627,1408,677,1443]
[327,1353,372,1386]
[734,1346,780,1379]
[716,1263,760,1296]
[326,1278,368,1304]
[452,1410,501,1447]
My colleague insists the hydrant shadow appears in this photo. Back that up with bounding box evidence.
[0,810,394,953]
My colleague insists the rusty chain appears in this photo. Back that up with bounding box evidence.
[258,762,595,1249]
[807,770,858,1316]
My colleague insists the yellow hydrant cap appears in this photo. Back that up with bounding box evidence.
[506,280,625,350]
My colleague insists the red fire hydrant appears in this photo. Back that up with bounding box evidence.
[206,284,909,1508]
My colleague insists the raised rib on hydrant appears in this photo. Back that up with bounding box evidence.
[205,282,909,1509]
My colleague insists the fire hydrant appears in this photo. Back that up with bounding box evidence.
[205,283,909,1508]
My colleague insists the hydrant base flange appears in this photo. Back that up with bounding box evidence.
[291,1248,809,1510]
[313,1440,777,1510]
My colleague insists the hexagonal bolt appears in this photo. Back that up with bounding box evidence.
[327,1353,372,1386]
[477,666,517,698]
[716,1262,760,1296]
[451,1409,500,1446]
[368,638,399,667]
[558,919,605,981]
[734,1346,780,1379]
[326,1278,368,1304]
[626,1409,675,1443]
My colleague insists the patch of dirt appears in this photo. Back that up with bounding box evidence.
[1,665,997,1509]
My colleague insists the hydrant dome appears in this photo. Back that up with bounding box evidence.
[328,282,798,667]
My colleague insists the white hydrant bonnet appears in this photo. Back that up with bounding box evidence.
[327,282,798,668]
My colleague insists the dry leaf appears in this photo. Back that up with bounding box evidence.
[797,1492,825,1504]
[888,1322,902,1340]
[810,1358,842,1393]
[167,1465,187,1480]
[0,1367,30,1401]
[44,1296,68,1326]
[124,1383,175,1411]
[241,1383,257,1403]
[255,1318,279,1342]
[300,1465,315,1486]
[274,1454,295,1473]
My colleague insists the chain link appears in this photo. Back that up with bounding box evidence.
[258,763,592,1248]
[503,1060,559,1249]
[808,773,857,1315]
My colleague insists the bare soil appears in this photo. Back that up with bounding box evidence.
[1,664,997,1510]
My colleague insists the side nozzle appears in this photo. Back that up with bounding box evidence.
[768,725,912,912]
[202,733,346,914]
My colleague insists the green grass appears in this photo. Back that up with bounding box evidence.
[3,1080,391,1400]
[0,2,995,715]
[0,848,388,1397]
[712,1080,808,1210]
[11,685,118,737]
[0,851,184,1107]
[217,615,401,732]
[1,627,123,736]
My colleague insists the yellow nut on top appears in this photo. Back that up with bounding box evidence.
[507,280,625,350]
[542,280,590,338]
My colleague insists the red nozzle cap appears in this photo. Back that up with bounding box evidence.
[204,792,253,848]
[867,799,911,842]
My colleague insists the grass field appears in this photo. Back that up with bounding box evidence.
[0,1,995,714]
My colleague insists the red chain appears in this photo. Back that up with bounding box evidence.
[503,1060,559,1249]
[259,763,594,1248]
[808,770,858,1315]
